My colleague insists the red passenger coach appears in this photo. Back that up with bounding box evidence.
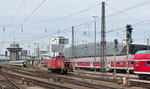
[73,55,134,72]
[48,53,73,74]
[133,50,150,79]
[108,55,134,72]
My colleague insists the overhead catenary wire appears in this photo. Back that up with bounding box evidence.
[0,1,103,28]
[0,0,25,54]
[17,16,150,46]
[14,12,150,45]
[3,0,150,45]
[8,0,25,26]
[106,0,150,18]
[105,3,141,22]
[8,0,150,31]
[6,0,47,41]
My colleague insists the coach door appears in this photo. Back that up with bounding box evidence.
[90,61,93,68]
[134,61,139,71]
[75,61,77,67]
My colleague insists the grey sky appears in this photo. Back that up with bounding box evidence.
[0,0,150,54]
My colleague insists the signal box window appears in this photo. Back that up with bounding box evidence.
[136,61,139,66]
[147,61,150,66]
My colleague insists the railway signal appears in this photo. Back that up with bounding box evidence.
[126,24,133,44]
[114,39,118,51]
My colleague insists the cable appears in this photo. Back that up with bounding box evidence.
[16,17,150,44]
[8,0,25,25]
[0,0,25,53]
[15,0,150,30]
[23,0,46,24]
[53,3,102,21]
[5,0,150,44]
[105,3,141,22]
[106,18,150,34]
[106,0,150,18]
[7,0,47,40]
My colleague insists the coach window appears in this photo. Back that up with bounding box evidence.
[147,61,150,66]
[136,61,139,66]
[117,61,120,65]
[111,61,113,65]
[131,61,134,65]
[124,61,126,65]
[120,61,123,65]
[108,61,110,64]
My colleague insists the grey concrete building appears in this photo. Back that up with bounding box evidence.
[7,43,22,61]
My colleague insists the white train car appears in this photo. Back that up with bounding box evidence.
[9,60,28,67]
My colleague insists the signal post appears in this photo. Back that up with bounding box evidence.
[126,24,133,87]
[114,39,118,79]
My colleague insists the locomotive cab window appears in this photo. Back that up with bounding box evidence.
[56,56,59,60]
[65,62,70,68]
[147,61,150,66]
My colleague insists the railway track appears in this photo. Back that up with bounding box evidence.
[26,68,150,89]
[5,73,71,89]
[8,68,124,89]
[7,66,150,89]
[0,70,22,89]
[130,81,150,89]
[76,70,150,89]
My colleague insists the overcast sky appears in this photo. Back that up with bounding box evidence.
[0,0,150,54]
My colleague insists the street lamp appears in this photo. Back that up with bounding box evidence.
[92,16,98,72]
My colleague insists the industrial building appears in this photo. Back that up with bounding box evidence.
[46,36,69,57]
[63,42,149,59]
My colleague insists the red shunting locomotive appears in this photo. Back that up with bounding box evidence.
[48,53,73,74]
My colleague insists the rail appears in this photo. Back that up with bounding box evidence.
[0,70,22,89]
